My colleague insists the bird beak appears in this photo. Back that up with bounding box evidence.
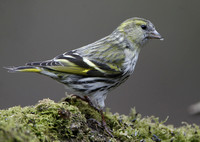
[148,30,164,40]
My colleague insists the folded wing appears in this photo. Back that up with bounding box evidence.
[26,51,123,77]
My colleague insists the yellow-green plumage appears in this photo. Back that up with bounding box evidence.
[6,17,163,109]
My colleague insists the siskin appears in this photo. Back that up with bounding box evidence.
[6,17,162,118]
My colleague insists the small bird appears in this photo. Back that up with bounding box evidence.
[6,17,163,135]
[6,17,163,109]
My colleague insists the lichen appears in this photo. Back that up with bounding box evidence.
[0,97,200,142]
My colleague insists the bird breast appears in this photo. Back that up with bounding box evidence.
[123,48,140,75]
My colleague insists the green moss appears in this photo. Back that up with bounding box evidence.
[0,97,200,142]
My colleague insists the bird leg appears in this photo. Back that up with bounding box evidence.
[100,110,114,137]
[83,97,114,137]
[83,96,100,112]
[71,95,113,137]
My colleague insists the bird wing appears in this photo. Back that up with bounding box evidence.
[26,50,123,77]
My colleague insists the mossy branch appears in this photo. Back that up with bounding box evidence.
[0,97,200,142]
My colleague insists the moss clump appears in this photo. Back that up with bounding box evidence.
[0,97,200,142]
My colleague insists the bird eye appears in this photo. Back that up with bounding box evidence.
[141,25,147,30]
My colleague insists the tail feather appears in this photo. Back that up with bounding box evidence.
[4,66,42,73]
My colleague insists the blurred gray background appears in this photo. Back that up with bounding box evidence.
[1,0,200,126]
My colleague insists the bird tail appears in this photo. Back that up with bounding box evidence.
[4,66,42,73]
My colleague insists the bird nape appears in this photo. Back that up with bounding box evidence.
[5,17,163,137]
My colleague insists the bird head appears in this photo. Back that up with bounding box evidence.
[117,17,163,46]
